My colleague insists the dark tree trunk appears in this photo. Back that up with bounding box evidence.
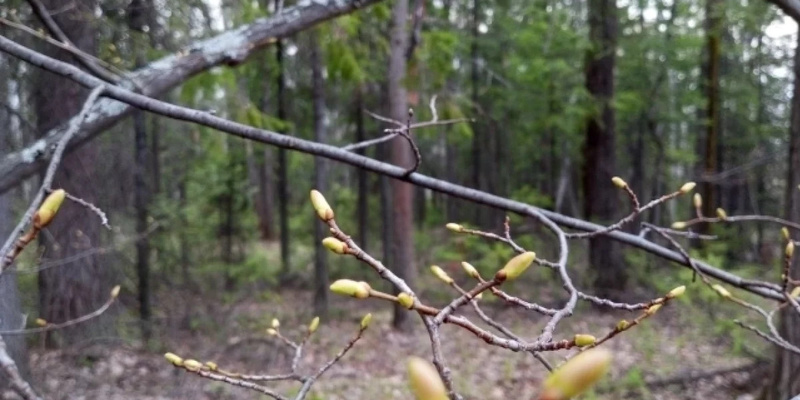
[389,0,415,332]
[276,28,292,283]
[310,29,329,317]
[128,0,153,344]
[766,21,800,400]
[355,86,369,251]
[584,0,625,298]
[34,0,113,346]
[701,0,722,231]
[0,62,30,381]
[470,0,483,226]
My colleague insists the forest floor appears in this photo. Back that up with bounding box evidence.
[14,283,773,400]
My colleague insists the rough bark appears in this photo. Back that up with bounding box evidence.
[33,0,112,346]
[766,22,800,400]
[0,0,384,194]
[311,29,329,317]
[700,0,722,233]
[583,0,625,298]
[128,0,153,345]
[276,30,292,284]
[388,0,415,332]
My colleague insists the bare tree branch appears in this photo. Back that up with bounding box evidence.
[0,33,786,304]
[0,0,384,194]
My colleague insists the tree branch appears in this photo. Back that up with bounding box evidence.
[0,33,785,303]
[0,0,383,194]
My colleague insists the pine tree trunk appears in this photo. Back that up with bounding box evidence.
[765,22,800,400]
[584,0,625,298]
[310,29,329,318]
[34,0,113,346]
[389,0,415,332]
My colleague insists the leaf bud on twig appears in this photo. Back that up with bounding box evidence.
[110,285,121,299]
[183,359,203,372]
[430,265,453,284]
[330,279,370,299]
[164,352,184,367]
[693,193,702,209]
[645,304,662,316]
[541,348,612,400]
[716,208,728,220]
[666,285,685,299]
[461,262,479,279]
[573,334,596,347]
[616,320,629,331]
[308,316,320,334]
[495,252,536,282]
[786,241,795,258]
[712,284,731,298]
[671,221,687,230]
[34,189,66,229]
[271,318,280,329]
[791,287,800,298]
[310,190,334,221]
[678,182,696,194]
[322,237,348,254]
[611,176,627,189]
[407,356,448,400]
[397,292,415,309]
[205,361,218,371]
[35,318,47,327]
[782,227,791,241]
[360,313,372,329]
[445,223,463,232]
[267,328,278,336]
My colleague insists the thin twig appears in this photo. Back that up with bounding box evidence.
[0,291,117,335]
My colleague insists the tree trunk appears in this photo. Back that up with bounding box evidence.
[470,0,483,226]
[766,21,800,400]
[128,0,153,345]
[276,26,292,284]
[355,86,369,251]
[310,29,329,317]
[0,62,30,381]
[34,0,113,346]
[388,0,415,332]
[701,0,722,231]
[584,0,625,298]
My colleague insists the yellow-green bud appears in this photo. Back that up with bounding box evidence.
[573,334,596,347]
[712,284,731,298]
[308,316,320,334]
[791,287,800,298]
[782,227,791,241]
[164,352,184,366]
[183,359,203,372]
[645,304,662,316]
[35,318,47,327]
[611,176,627,189]
[358,281,372,292]
[310,190,334,221]
[360,313,372,329]
[786,241,795,258]
[716,208,728,220]
[666,285,685,299]
[541,348,612,400]
[445,223,463,232]
[322,237,348,254]
[495,252,536,281]
[693,193,702,209]
[475,292,483,300]
[616,320,629,331]
[430,265,453,284]
[267,328,278,336]
[34,189,66,229]
[461,262,479,279]
[205,361,218,371]
[407,356,448,400]
[110,285,121,299]
[679,182,696,194]
[671,221,687,230]
[271,318,280,329]
[397,292,415,309]
[330,279,370,299]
